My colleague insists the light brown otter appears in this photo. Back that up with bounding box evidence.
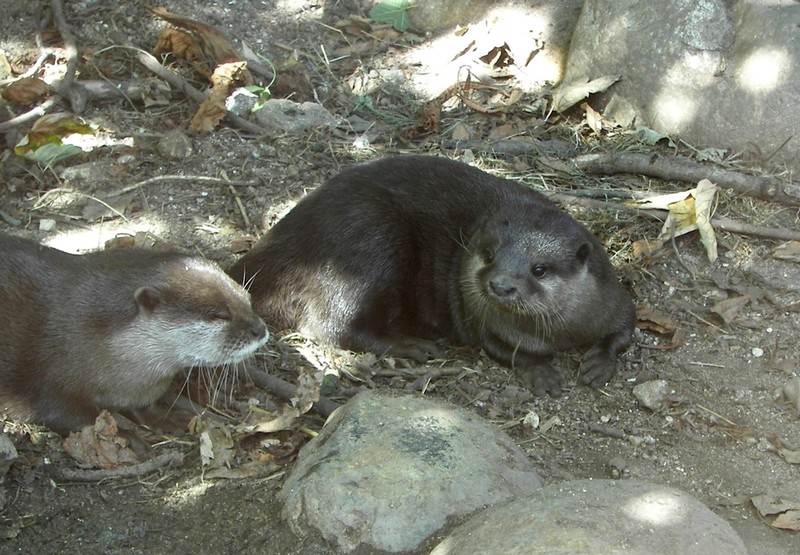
[0,234,269,433]
[229,155,634,396]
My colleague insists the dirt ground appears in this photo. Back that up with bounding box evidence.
[1,1,799,554]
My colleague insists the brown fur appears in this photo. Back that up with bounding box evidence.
[0,234,268,432]
[229,155,634,396]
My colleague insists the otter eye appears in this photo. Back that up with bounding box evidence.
[208,309,232,321]
[482,247,494,264]
[531,264,548,278]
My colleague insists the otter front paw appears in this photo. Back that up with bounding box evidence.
[517,364,565,398]
[579,345,617,388]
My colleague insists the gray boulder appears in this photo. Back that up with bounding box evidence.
[430,479,748,555]
[559,0,800,171]
[279,390,542,553]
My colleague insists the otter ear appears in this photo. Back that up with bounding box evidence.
[134,286,162,313]
[576,242,592,264]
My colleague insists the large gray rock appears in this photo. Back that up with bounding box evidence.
[559,0,800,172]
[430,479,748,555]
[279,390,542,553]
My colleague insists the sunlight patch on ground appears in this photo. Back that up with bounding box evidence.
[402,5,561,98]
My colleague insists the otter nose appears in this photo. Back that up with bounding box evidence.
[251,320,268,340]
[489,280,516,297]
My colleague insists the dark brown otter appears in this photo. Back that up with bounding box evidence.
[229,155,634,396]
[0,234,269,433]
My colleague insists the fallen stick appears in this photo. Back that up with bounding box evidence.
[244,366,341,418]
[133,48,268,136]
[574,152,799,206]
[57,450,184,482]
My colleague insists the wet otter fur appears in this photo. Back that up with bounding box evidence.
[0,234,268,433]
[229,155,634,395]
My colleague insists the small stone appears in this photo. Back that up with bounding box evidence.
[632,379,673,411]
[607,457,627,478]
[157,129,193,159]
[783,377,800,412]
[752,347,764,358]
[225,87,258,116]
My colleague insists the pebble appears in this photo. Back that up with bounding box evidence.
[784,376,800,411]
[157,129,193,159]
[632,379,673,411]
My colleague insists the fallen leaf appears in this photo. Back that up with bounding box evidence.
[635,180,719,262]
[62,411,141,469]
[773,241,800,263]
[197,420,234,471]
[773,510,800,531]
[189,61,249,132]
[635,306,685,349]
[581,102,603,134]
[552,74,621,113]
[369,0,412,33]
[479,42,514,68]
[709,295,752,326]
[634,125,675,147]
[236,405,300,434]
[1,77,53,105]
[151,7,253,84]
[632,238,665,259]
[751,495,800,530]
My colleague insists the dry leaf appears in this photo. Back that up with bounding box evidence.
[62,411,141,469]
[581,102,603,134]
[552,74,621,113]
[773,510,800,531]
[773,241,800,263]
[632,238,665,258]
[188,61,249,132]
[1,77,53,105]
[751,495,800,531]
[237,405,301,434]
[197,420,234,471]
[479,42,514,68]
[709,295,752,325]
[151,7,253,84]
[635,180,719,262]
[635,306,685,350]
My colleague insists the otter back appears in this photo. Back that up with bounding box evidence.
[229,155,634,396]
[0,234,268,432]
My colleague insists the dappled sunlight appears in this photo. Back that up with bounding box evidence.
[736,47,790,93]
[622,490,686,527]
[403,5,559,97]
[43,215,168,253]
[651,89,697,133]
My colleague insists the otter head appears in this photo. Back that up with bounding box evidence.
[132,257,269,368]
[460,210,596,329]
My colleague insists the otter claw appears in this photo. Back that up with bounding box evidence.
[518,365,564,398]
[580,346,616,388]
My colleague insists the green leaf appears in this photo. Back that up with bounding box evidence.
[369,0,412,33]
[21,143,83,166]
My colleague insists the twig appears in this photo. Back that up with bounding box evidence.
[587,422,627,440]
[106,175,259,198]
[133,48,269,135]
[243,366,341,418]
[442,138,576,158]
[552,191,800,243]
[228,183,251,230]
[572,152,800,206]
[57,450,184,482]
[711,217,800,242]
[0,0,78,133]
